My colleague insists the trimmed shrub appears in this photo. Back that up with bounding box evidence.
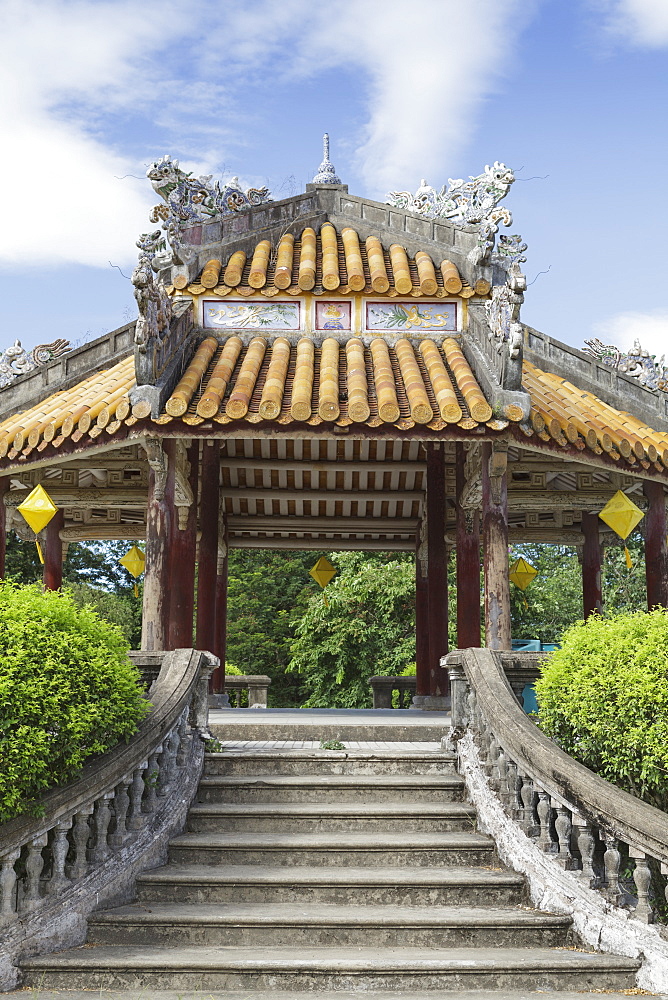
[0,583,149,822]
[535,608,668,808]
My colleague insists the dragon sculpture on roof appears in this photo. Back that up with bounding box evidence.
[146,155,271,265]
[387,163,520,264]
[0,339,70,389]
[584,338,668,392]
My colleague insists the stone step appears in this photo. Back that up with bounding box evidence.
[204,750,456,777]
[197,772,465,804]
[208,708,449,745]
[13,992,661,1000]
[137,864,526,906]
[186,801,477,833]
[22,944,640,992]
[87,902,572,949]
[168,830,495,867]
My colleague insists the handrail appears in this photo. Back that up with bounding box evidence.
[446,647,668,923]
[0,647,215,990]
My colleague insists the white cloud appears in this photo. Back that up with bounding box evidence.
[592,310,668,359]
[598,0,668,46]
[0,0,535,267]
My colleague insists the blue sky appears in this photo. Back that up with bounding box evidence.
[1,0,667,360]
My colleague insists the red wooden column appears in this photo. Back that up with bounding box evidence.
[481,441,511,649]
[0,477,8,579]
[43,508,64,591]
[415,521,430,698]
[581,511,603,619]
[212,509,228,693]
[168,440,199,649]
[196,440,220,655]
[142,438,174,650]
[643,480,668,609]
[455,442,481,648]
[426,443,449,698]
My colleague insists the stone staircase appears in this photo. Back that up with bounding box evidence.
[20,731,640,995]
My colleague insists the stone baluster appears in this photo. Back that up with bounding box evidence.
[192,656,216,736]
[48,817,73,894]
[496,750,511,810]
[109,778,132,848]
[157,740,171,798]
[630,851,654,923]
[176,709,190,766]
[165,726,181,783]
[661,862,668,916]
[143,747,162,815]
[572,813,597,886]
[536,788,556,853]
[23,834,48,910]
[89,793,114,864]
[485,734,499,782]
[68,805,93,880]
[448,661,468,727]
[0,850,20,922]
[601,831,622,906]
[552,800,576,869]
[127,761,148,830]
[506,760,522,819]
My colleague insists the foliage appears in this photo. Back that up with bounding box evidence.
[535,608,668,809]
[0,583,149,822]
[289,552,416,708]
[320,739,346,750]
[226,549,324,706]
[65,582,142,646]
[509,544,582,643]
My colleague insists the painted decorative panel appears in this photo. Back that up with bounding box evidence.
[203,300,301,330]
[315,301,352,331]
[366,301,457,332]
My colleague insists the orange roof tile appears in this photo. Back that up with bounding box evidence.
[178,226,488,300]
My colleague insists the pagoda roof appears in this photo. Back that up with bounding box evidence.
[1,336,667,475]
[173,223,488,301]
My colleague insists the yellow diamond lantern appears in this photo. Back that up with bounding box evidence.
[17,484,58,534]
[119,545,145,578]
[598,490,644,540]
[509,557,538,592]
[309,556,337,589]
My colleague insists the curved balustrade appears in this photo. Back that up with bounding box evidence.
[446,647,668,925]
[0,647,215,991]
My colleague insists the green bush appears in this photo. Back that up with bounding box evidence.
[535,608,668,808]
[0,583,149,822]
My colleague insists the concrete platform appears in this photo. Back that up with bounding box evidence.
[9,992,666,1000]
[208,707,449,743]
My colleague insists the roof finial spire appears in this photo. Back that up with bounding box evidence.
[312,132,341,185]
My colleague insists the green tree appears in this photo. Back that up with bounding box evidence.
[226,549,323,706]
[509,544,582,643]
[289,552,416,708]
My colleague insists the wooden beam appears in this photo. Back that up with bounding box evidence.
[482,441,511,650]
[6,488,146,508]
[167,441,198,649]
[228,515,419,534]
[44,509,64,591]
[415,520,430,698]
[213,511,228,693]
[221,458,427,475]
[196,440,220,656]
[141,439,172,651]
[426,443,449,699]
[581,512,602,619]
[228,536,415,551]
[644,481,668,610]
[221,488,423,504]
[456,442,481,648]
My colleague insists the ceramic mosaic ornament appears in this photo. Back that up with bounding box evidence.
[315,302,351,331]
[366,302,456,332]
[203,301,300,331]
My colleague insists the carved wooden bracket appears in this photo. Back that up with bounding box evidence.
[460,443,483,510]
[174,441,194,531]
[143,437,167,501]
[488,441,508,506]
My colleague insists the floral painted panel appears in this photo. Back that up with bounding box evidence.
[203,300,301,330]
[315,301,352,331]
[366,302,457,332]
